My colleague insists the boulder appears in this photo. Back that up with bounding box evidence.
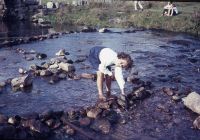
[87,108,102,119]
[81,26,97,32]
[11,75,33,88]
[98,28,111,33]
[8,116,20,125]
[49,63,59,69]
[18,68,27,74]
[29,64,44,71]
[40,70,52,76]
[182,92,200,114]
[193,116,200,130]
[55,49,66,56]
[0,81,6,88]
[58,73,67,79]
[58,62,75,72]
[90,119,111,134]
[36,53,47,59]
[30,120,50,134]
[63,125,75,135]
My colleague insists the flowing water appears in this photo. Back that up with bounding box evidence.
[0,22,200,139]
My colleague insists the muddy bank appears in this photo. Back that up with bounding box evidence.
[0,28,200,139]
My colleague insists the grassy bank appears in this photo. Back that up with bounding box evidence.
[43,1,200,36]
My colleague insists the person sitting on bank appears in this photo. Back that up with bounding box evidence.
[163,2,178,16]
[88,46,133,101]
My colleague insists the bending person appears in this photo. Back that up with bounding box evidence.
[88,46,133,101]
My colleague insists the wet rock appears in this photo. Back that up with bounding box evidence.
[102,110,119,124]
[11,74,33,88]
[58,62,75,72]
[48,68,61,75]
[30,120,50,134]
[60,113,69,124]
[41,63,50,69]
[81,26,97,32]
[8,116,21,125]
[49,63,59,69]
[50,56,68,64]
[117,96,128,109]
[162,87,174,96]
[18,68,27,74]
[0,114,8,124]
[29,64,44,71]
[45,119,54,127]
[79,117,91,127]
[0,81,6,88]
[129,87,151,101]
[52,120,61,129]
[67,110,80,120]
[55,49,66,56]
[87,108,102,119]
[193,116,200,130]
[36,53,47,59]
[63,125,75,135]
[98,28,111,33]
[49,75,60,84]
[172,95,181,102]
[90,119,111,134]
[97,101,111,110]
[66,59,74,64]
[58,73,67,79]
[40,70,52,76]
[183,92,200,114]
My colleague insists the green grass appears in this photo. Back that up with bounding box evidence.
[42,2,200,36]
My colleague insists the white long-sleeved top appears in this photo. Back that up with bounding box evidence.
[98,48,125,90]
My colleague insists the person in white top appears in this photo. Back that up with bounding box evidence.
[89,46,133,101]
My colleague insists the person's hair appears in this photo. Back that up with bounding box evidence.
[117,52,133,70]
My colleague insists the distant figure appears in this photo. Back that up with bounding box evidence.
[134,1,143,11]
[47,1,57,9]
[163,2,178,16]
[47,1,54,9]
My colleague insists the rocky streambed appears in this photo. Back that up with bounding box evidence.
[0,28,200,140]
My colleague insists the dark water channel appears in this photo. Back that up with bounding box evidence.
[0,23,200,139]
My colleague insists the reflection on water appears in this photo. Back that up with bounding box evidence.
[0,21,49,43]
